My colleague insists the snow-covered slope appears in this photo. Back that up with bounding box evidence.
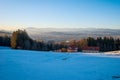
[105,50,120,55]
[0,47,120,80]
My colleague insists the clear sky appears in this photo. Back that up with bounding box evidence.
[0,0,120,30]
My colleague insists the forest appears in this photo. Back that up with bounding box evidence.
[0,29,120,52]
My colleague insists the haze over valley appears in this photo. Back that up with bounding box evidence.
[0,27,120,41]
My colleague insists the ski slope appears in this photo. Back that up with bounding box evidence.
[0,47,120,80]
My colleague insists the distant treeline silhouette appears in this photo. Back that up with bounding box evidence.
[0,29,120,52]
[0,35,10,47]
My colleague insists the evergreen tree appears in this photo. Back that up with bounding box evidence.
[11,30,31,49]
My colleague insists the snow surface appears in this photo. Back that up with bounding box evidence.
[0,47,120,80]
[105,50,120,55]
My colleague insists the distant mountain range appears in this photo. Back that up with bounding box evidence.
[0,28,120,41]
[26,28,120,41]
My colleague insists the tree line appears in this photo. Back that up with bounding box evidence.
[0,35,11,47]
[66,37,120,52]
[0,29,120,52]
[87,37,120,51]
[10,30,67,51]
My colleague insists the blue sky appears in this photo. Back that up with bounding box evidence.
[0,0,120,30]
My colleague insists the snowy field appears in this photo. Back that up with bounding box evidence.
[0,47,120,80]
